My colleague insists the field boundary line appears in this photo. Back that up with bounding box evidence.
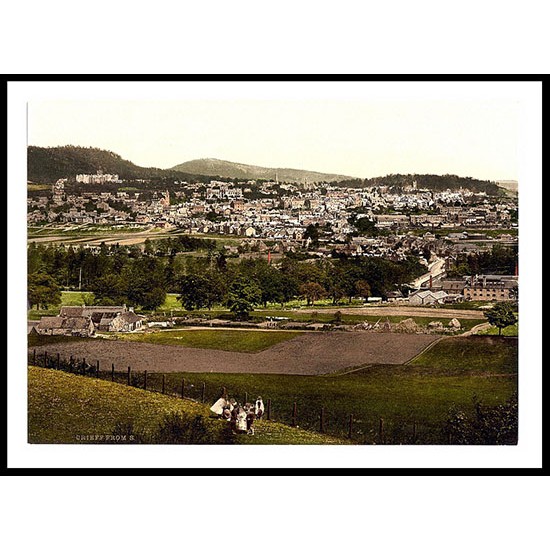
[332,364,376,376]
[404,336,445,365]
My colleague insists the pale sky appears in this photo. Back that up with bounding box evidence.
[28,99,518,181]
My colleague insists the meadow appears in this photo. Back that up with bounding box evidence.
[27,367,346,445]
[117,328,301,353]
[93,336,517,444]
[28,334,517,444]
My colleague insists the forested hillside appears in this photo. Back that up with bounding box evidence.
[27,146,198,183]
[335,174,501,195]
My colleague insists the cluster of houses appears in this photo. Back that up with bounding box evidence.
[32,305,145,337]
[27,176,517,244]
[404,274,518,305]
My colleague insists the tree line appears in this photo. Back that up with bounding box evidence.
[27,242,426,316]
[445,245,518,277]
[334,173,501,195]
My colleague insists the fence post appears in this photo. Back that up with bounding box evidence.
[379,418,384,444]
[320,407,325,433]
[144,370,148,391]
[244,392,248,404]
[127,366,131,386]
[33,349,36,364]
[201,382,206,402]
[266,399,271,420]
[181,378,185,399]
[57,353,60,370]
[162,374,166,394]
[348,414,353,439]
[111,363,115,382]
[292,402,297,427]
[96,360,100,378]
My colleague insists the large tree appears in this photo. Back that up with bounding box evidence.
[484,302,517,336]
[90,273,126,305]
[124,257,167,311]
[28,273,62,310]
[226,277,262,319]
[299,281,326,306]
[178,273,226,311]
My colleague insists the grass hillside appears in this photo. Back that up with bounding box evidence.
[27,367,346,445]
[408,335,518,374]
[142,336,517,443]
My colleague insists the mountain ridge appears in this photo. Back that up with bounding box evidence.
[27,146,508,195]
[171,157,355,183]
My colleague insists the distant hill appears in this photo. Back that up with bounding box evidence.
[171,158,354,184]
[334,173,502,195]
[496,180,518,195]
[27,146,198,183]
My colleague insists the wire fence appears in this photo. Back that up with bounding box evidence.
[28,349,439,444]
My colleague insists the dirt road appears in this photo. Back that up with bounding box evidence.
[31,332,440,375]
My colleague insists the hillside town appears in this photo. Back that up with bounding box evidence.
[28,173,518,256]
[27,171,519,330]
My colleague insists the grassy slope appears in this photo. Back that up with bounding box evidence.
[157,336,517,443]
[408,335,518,373]
[28,367,345,445]
[116,329,300,353]
[478,323,518,337]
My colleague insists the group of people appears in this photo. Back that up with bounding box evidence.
[210,394,265,435]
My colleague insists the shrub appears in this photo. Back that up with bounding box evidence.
[152,412,235,444]
[444,393,518,445]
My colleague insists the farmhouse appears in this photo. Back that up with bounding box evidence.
[36,316,95,337]
[59,305,145,332]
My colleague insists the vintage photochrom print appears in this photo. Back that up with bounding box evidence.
[26,85,520,448]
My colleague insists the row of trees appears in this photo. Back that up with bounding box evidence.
[446,245,518,277]
[165,253,425,317]
[335,173,502,195]
[28,242,427,314]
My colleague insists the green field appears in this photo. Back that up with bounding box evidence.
[131,336,517,444]
[156,293,367,313]
[28,336,518,444]
[117,329,301,352]
[478,323,519,337]
[27,367,346,445]
[28,225,145,236]
[408,335,518,373]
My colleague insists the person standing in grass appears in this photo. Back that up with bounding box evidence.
[235,404,248,433]
[255,396,265,419]
[246,407,256,435]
